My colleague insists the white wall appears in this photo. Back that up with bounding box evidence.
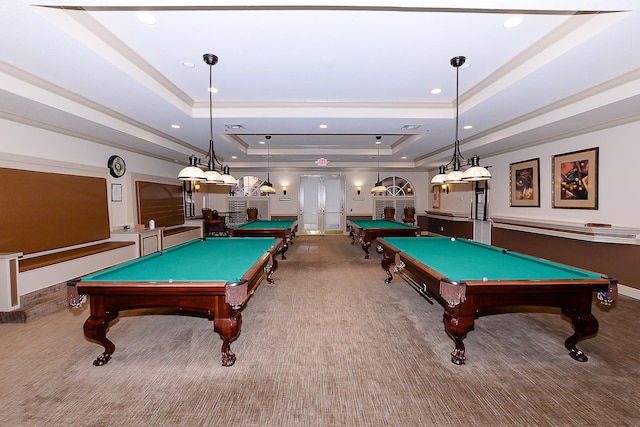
[0,118,184,230]
[4,116,639,230]
[225,169,432,218]
[481,120,640,228]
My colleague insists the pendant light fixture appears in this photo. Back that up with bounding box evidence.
[259,135,276,194]
[177,154,206,181]
[178,53,237,185]
[371,136,387,194]
[431,56,491,185]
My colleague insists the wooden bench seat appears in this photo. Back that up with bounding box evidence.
[162,226,201,249]
[163,226,200,237]
[19,242,135,273]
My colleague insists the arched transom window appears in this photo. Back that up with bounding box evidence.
[380,176,414,196]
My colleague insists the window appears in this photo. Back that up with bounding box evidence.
[380,176,414,197]
[373,176,415,221]
[232,176,271,197]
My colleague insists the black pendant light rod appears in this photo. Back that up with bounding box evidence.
[445,56,467,172]
[376,135,382,184]
[204,53,222,169]
[265,135,272,184]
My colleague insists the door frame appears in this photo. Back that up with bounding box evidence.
[298,174,345,235]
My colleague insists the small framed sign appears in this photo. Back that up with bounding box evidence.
[111,183,122,202]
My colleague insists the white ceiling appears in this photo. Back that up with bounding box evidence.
[1,1,640,173]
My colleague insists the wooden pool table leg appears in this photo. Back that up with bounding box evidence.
[561,307,599,362]
[83,298,118,366]
[280,241,288,260]
[443,311,474,365]
[380,251,394,283]
[213,303,242,367]
[266,258,278,284]
[362,239,372,259]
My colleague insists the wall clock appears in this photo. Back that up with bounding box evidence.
[108,155,126,178]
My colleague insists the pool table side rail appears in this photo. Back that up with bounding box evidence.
[76,239,282,309]
[377,238,616,306]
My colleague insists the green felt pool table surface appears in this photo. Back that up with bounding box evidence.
[230,220,298,259]
[348,219,419,258]
[348,219,417,229]
[81,238,280,283]
[380,237,601,282]
[233,219,297,230]
[378,236,617,365]
[76,237,282,368]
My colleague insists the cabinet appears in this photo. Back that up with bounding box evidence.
[110,228,161,257]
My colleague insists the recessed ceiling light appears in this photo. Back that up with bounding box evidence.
[171,124,180,129]
[208,87,218,93]
[401,156,407,159]
[463,125,473,130]
[319,124,328,129]
[137,12,156,25]
[504,16,524,28]
[431,88,442,94]
[231,155,237,159]
[183,62,195,68]
[401,124,421,130]
[225,124,244,130]
[259,140,266,145]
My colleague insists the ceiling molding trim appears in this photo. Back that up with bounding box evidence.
[0,109,184,165]
[459,12,632,113]
[193,101,450,120]
[33,1,638,13]
[34,6,194,113]
[0,61,202,157]
[463,68,640,152]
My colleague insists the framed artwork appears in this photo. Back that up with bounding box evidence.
[552,147,599,209]
[111,183,122,202]
[509,158,540,207]
[432,185,441,209]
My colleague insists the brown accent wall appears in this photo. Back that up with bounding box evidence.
[0,168,110,254]
[346,215,373,222]
[136,181,184,228]
[492,227,640,290]
[271,215,298,221]
[425,216,473,239]
[416,215,427,232]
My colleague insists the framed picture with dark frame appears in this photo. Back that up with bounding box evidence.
[432,185,441,209]
[552,147,599,209]
[510,158,540,207]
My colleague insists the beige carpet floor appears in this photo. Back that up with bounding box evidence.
[1,235,639,426]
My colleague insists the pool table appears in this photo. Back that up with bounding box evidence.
[72,237,282,367]
[348,219,419,258]
[378,237,617,365]
[230,219,298,259]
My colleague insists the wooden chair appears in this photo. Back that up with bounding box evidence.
[402,207,416,224]
[203,208,227,236]
[383,207,396,221]
[247,207,259,222]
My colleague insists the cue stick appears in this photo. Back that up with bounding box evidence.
[396,271,434,304]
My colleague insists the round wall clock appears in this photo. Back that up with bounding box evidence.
[108,155,126,178]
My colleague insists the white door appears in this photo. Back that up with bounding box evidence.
[299,175,344,234]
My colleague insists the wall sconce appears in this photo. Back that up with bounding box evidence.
[282,186,287,195]
[194,183,200,193]
[356,186,362,195]
[442,184,449,194]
